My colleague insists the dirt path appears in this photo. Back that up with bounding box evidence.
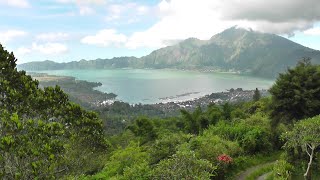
[257,172,272,180]
[236,162,275,180]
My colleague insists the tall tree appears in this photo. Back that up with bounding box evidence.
[222,102,232,121]
[180,107,203,135]
[269,59,320,126]
[0,44,107,178]
[252,88,261,101]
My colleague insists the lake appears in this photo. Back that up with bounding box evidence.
[35,69,274,104]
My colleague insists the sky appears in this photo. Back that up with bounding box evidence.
[1,0,320,64]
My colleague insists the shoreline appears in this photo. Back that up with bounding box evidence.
[28,72,271,112]
[99,88,270,114]
[26,67,276,81]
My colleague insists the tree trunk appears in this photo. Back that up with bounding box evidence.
[304,144,314,180]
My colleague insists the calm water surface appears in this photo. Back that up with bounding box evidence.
[36,69,274,104]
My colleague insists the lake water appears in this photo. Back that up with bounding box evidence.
[35,69,274,104]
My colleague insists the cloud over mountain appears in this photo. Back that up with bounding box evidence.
[126,0,320,48]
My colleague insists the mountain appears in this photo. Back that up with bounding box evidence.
[18,27,320,78]
[18,57,139,71]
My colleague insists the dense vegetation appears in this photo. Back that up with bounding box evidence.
[0,45,109,179]
[2,44,320,179]
[18,27,320,78]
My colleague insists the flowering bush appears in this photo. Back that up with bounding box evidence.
[217,154,233,164]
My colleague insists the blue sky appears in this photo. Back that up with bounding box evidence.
[1,0,320,64]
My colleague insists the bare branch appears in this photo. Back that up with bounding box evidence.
[305,144,311,157]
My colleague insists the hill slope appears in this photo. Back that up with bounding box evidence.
[18,27,320,78]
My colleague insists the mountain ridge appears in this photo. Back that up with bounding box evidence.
[18,27,320,78]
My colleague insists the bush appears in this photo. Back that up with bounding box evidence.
[89,142,149,179]
[189,134,241,163]
[151,144,216,180]
[208,113,273,154]
[267,160,293,180]
[149,132,191,164]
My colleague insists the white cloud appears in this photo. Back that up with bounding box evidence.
[16,42,68,56]
[105,3,151,24]
[56,0,105,5]
[304,27,320,36]
[219,0,320,23]
[56,0,106,15]
[137,6,149,15]
[79,6,94,15]
[32,42,68,55]
[126,0,231,48]
[0,0,30,8]
[16,47,31,55]
[126,0,320,49]
[81,29,127,47]
[36,32,69,41]
[0,30,27,44]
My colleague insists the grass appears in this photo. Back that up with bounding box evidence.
[245,163,274,180]
[226,151,281,179]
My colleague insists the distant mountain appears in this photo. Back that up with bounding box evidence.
[18,27,320,78]
[18,57,139,71]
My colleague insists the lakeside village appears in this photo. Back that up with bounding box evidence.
[99,88,269,113]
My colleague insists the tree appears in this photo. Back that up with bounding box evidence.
[127,117,157,143]
[180,107,207,135]
[269,59,320,126]
[0,44,108,178]
[282,115,320,180]
[222,102,232,121]
[0,112,65,179]
[252,88,261,101]
[206,103,223,125]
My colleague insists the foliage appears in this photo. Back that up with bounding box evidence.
[89,142,150,179]
[206,103,224,124]
[222,102,232,121]
[270,59,320,126]
[246,163,274,180]
[151,144,216,180]
[0,112,64,179]
[149,132,191,164]
[190,134,241,163]
[0,44,107,178]
[253,88,261,101]
[5,43,320,179]
[267,160,293,180]
[189,132,240,179]
[127,117,157,143]
[121,162,151,180]
[282,115,320,179]
[243,97,271,115]
[180,107,203,135]
[34,73,116,109]
[228,151,281,179]
[208,113,273,154]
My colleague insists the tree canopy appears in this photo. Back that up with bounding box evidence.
[0,44,108,179]
[269,59,320,126]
